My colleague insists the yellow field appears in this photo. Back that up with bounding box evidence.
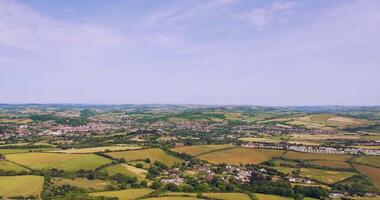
[239,137,281,143]
[198,147,284,165]
[6,152,112,172]
[0,175,44,198]
[0,160,30,172]
[283,151,352,161]
[270,166,297,174]
[164,192,251,200]
[254,193,293,200]
[309,160,351,169]
[353,156,380,168]
[101,164,147,181]
[171,144,233,156]
[352,146,380,150]
[106,148,183,166]
[300,168,356,184]
[354,164,380,189]
[50,146,141,153]
[52,178,110,191]
[287,114,370,129]
[90,188,154,200]
[143,197,201,200]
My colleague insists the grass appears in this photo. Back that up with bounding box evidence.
[52,178,110,191]
[197,147,284,165]
[0,160,29,172]
[353,156,380,168]
[300,168,356,184]
[164,192,251,200]
[354,164,380,189]
[309,160,351,169]
[0,175,44,198]
[49,146,141,153]
[128,160,153,170]
[143,197,201,200]
[283,151,352,161]
[0,148,59,154]
[270,166,297,174]
[6,152,112,172]
[171,144,233,156]
[254,193,293,200]
[90,188,154,200]
[106,148,183,166]
[101,164,147,181]
[239,137,281,143]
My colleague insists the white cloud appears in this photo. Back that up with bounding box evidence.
[233,8,270,27]
[0,0,121,58]
[272,1,297,11]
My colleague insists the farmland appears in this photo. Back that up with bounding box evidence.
[101,163,147,181]
[106,148,183,166]
[164,192,251,200]
[309,160,352,169]
[300,168,356,184]
[90,188,154,200]
[353,156,380,168]
[197,147,284,165]
[171,144,233,156]
[50,145,141,153]
[354,164,380,189]
[52,177,110,191]
[0,175,44,198]
[0,160,29,172]
[283,151,352,161]
[6,152,112,171]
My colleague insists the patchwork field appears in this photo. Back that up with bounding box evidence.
[197,147,284,165]
[300,168,356,184]
[0,160,29,172]
[309,160,351,169]
[106,148,183,166]
[52,178,110,191]
[50,145,141,153]
[283,151,352,161]
[101,164,147,181]
[6,152,112,172]
[90,188,154,200]
[353,156,380,168]
[354,164,380,189]
[171,144,233,156]
[0,175,44,198]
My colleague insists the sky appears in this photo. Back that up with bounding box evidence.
[0,0,379,105]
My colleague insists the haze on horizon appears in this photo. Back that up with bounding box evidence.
[0,0,379,106]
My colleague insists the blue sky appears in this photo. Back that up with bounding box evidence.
[0,0,379,105]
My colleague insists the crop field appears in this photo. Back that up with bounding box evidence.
[52,178,110,191]
[0,160,29,172]
[254,193,293,200]
[270,166,297,174]
[50,145,141,153]
[0,175,44,198]
[290,134,360,141]
[0,147,58,154]
[286,114,371,129]
[106,148,183,166]
[6,152,112,172]
[283,151,352,161]
[353,156,380,168]
[171,144,233,156]
[164,192,251,200]
[353,164,380,189]
[309,160,351,169]
[143,197,201,200]
[90,188,154,200]
[197,147,284,165]
[300,168,356,184]
[239,137,281,143]
[101,164,147,181]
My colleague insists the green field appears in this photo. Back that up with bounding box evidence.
[106,148,183,166]
[283,151,352,161]
[0,148,59,154]
[0,160,30,172]
[270,166,297,174]
[6,152,112,172]
[197,147,284,165]
[50,145,141,153]
[353,156,380,168]
[300,168,356,184]
[164,192,251,200]
[0,175,44,198]
[52,178,110,191]
[128,160,153,170]
[90,188,154,200]
[254,193,293,200]
[101,164,147,181]
[171,144,233,156]
[309,160,351,169]
[354,164,380,189]
[143,197,201,200]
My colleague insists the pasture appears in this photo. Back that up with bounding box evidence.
[164,192,251,200]
[171,144,233,156]
[197,147,284,165]
[254,193,293,200]
[90,188,154,200]
[106,148,183,166]
[354,164,380,189]
[270,166,297,174]
[309,160,351,169]
[52,178,110,191]
[6,152,112,172]
[283,151,352,161]
[0,175,44,198]
[300,168,356,184]
[101,164,147,181]
[353,156,380,168]
[0,160,29,172]
[50,145,141,153]
[0,147,58,154]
